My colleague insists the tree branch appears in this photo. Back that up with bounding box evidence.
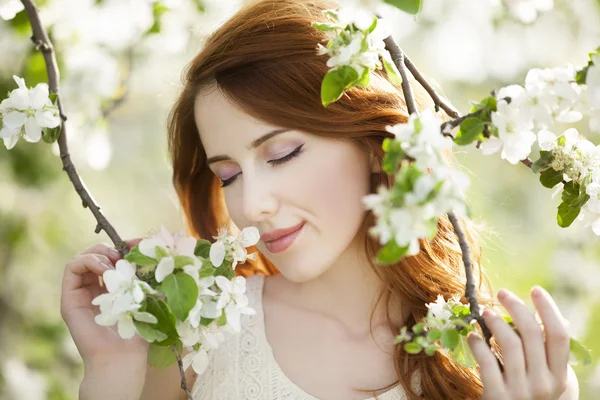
[20,0,193,396]
[20,0,128,254]
[383,34,502,368]
[173,345,194,400]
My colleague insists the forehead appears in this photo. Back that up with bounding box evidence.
[194,86,274,154]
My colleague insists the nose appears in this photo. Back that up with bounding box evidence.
[241,168,279,223]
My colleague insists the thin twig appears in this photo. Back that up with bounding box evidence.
[20,0,127,254]
[383,34,503,367]
[173,344,193,400]
[403,53,460,119]
[20,0,193,396]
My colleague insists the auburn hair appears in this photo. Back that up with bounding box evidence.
[167,0,504,398]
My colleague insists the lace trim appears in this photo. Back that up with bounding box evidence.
[191,274,421,399]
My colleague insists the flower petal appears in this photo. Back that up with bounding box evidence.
[155,256,175,283]
[117,316,137,339]
[116,259,136,281]
[3,111,27,129]
[238,227,260,247]
[24,118,42,142]
[28,83,50,109]
[34,108,60,128]
[191,349,209,375]
[209,241,225,267]
[138,238,158,258]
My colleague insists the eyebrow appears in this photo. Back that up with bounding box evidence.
[206,128,290,165]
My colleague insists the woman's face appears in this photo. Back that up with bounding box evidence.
[194,86,374,282]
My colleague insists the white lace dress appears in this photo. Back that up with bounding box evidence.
[191,274,422,400]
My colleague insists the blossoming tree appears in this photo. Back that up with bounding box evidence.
[0,0,597,398]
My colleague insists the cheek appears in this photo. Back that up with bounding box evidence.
[295,143,371,233]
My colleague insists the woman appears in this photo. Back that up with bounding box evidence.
[61,0,579,399]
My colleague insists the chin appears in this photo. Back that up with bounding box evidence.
[277,264,329,283]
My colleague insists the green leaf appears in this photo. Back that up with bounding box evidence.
[199,262,216,278]
[214,264,235,279]
[376,240,409,265]
[569,337,592,366]
[217,311,227,327]
[469,96,497,122]
[557,181,590,228]
[427,329,442,341]
[382,57,402,85]
[161,273,199,321]
[194,239,211,258]
[311,21,339,31]
[441,329,459,350]
[321,66,359,106]
[412,323,425,334]
[200,317,215,326]
[125,246,158,267]
[155,246,168,262]
[531,150,554,174]
[454,118,484,146]
[449,334,477,368]
[353,67,371,88]
[383,0,423,14]
[145,298,178,346]
[381,139,405,174]
[424,344,439,356]
[48,93,59,104]
[557,201,581,228]
[367,16,378,33]
[134,320,168,343]
[148,341,182,368]
[403,342,422,354]
[41,126,61,144]
[174,255,195,269]
[539,168,563,189]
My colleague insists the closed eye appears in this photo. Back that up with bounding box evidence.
[220,143,305,188]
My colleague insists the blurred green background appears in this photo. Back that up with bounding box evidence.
[0,0,599,398]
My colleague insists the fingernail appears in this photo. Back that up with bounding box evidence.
[531,286,543,298]
[110,248,121,257]
[497,289,508,300]
[101,263,112,270]
[482,309,494,318]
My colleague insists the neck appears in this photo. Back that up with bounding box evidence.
[283,235,406,336]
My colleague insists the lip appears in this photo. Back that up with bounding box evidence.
[262,221,305,254]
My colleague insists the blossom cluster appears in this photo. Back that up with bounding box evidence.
[0,76,61,150]
[362,110,471,261]
[480,65,596,164]
[312,7,401,106]
[92,225,260,375]
[395,294,479,367]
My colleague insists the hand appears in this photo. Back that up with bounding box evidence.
[60,238,149,367]
[467,286,571,400]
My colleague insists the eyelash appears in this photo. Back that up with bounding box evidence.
[220,144,305,188]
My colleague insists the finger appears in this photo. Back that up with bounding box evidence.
[80,243,123,264]
[467,332,506,398]
[531,286,570,385]
[482,308,527,388]
[62,254,112,293]
[497,289,548,378]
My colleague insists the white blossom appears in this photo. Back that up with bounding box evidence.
[214,276,256,332]
[138,225,198,283]
[91,259,157,339]
[0,0,24,21]
[385,109,453,170]
[209,226,260,269]
[0,76,61,150]
[481,89,537,164]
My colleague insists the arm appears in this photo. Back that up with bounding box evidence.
[138,348,197,400]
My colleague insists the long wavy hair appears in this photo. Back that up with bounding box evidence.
[167,0,504,398]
